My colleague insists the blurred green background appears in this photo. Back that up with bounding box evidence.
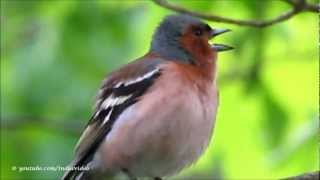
[1,0,318,179]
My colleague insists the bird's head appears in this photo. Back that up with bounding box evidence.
[151,14,233,65]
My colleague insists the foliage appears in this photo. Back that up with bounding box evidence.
[1,0,318,179]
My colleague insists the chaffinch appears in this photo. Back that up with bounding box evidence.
[62,14,233,180]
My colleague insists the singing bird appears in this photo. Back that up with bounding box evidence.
[62,14,233,180]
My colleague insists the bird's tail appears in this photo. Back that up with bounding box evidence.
[61,160,90,180]
[62,164,117,180]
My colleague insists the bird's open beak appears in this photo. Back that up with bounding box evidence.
[211,43,234,52]
[210,28,231,38]
[209,28,234,52]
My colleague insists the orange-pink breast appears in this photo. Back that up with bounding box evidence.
[95,61,219,177]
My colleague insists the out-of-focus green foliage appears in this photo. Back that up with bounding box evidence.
[1,0,318,179]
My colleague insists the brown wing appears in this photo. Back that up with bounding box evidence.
[62,56,164,180]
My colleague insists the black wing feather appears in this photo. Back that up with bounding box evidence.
[63,68,161,180]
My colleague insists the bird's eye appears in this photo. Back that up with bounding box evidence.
[194,29,202,36]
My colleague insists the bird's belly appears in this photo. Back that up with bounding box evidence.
[97,82,218,178]
[135,108,215,177]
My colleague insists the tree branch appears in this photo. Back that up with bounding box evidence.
[283,171,319,179]
[153,0,319,28]
[284,0,319,12]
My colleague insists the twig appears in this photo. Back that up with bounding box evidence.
[284,0,319,12]
[153,0,319,28]
[283,171,319,179]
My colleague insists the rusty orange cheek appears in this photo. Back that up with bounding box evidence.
[180,34,196,54]
[180,34,213,61]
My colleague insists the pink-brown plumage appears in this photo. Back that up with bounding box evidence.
[63,14,232,180]
[96,60,219,177]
